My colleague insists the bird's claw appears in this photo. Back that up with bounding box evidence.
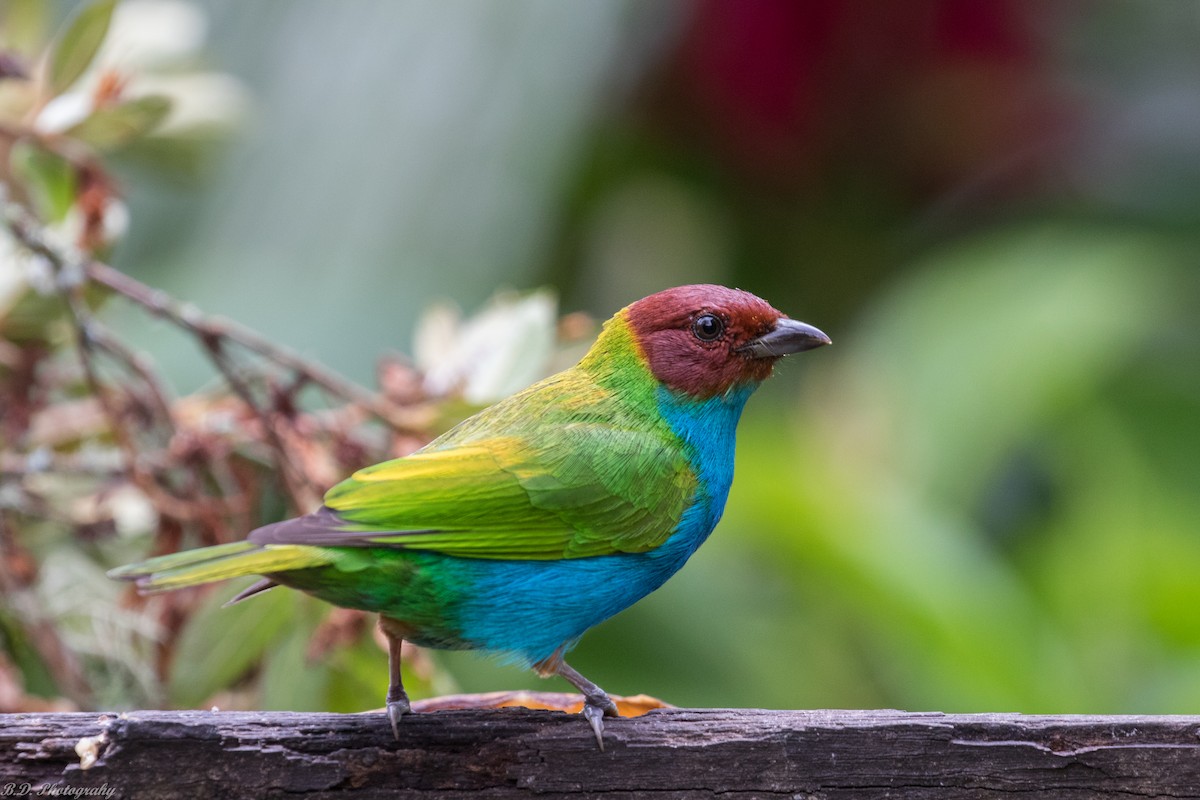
[386,696,411,740]
[582,695,619,751]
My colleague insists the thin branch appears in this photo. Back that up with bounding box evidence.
[2,198,428,432]
[60,284,137,475]
[198,331,319,512]
[0,195,435,520]
[47,270,227,525]
[81,322,176,432]
[86,259,433,433]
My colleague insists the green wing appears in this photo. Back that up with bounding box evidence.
[286,421,695,560]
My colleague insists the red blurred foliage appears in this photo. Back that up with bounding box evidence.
[656,0,1065,193]
[679,0,841,179]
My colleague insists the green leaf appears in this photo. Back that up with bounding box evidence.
[324,625,394,712]
[112,126,231,185]
[47,0,117,96]
[260,621,329,712]
[69,95,172,151]
[0,291,70,345]
[843,227,1174,506]
[0,609,58,698]
[10,140,76,222]
[167,583,296,708]
[1,0,49,57]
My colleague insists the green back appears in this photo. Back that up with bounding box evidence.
[323,313,697,559]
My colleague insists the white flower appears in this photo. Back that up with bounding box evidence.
[100,0,208,68]
[106,484,159,536]
[69,482,159,536]
[129,72,249,134]
[416,290,558,404]
[35,0,246,137]
[35,91,93,134]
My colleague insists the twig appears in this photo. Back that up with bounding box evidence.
[198,331,318,512]
[0,196,431,518]
[85,259,432,433]
[3,199,433,432]
[55,284,199,523]
[80,321,176,432]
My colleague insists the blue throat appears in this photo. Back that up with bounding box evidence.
[651,382,756,561]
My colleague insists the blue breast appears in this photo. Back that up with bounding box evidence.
[650,383,755,561]
[448,384,757,665]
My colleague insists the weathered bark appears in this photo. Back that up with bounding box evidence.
[3,708,1199,798]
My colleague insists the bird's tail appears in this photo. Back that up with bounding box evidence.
[108,541,334,594]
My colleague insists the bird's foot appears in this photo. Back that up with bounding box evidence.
[386,688,411,740]
[552,660,620,751]
[581,693,619,751]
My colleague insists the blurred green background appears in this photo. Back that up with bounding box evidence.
[11,0,1200,714]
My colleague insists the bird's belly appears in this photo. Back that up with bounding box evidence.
[441,549,688,663]
[277,540,700,666]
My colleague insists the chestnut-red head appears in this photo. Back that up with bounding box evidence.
[623,284,830,398]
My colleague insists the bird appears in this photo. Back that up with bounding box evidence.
[109,284,830,748]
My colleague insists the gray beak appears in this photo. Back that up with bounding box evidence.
[739,318,831,358]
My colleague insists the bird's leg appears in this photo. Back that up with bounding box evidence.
[379,618,410,740]
[555,660,619,750]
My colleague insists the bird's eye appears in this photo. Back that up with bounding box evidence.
[691,314,724,342]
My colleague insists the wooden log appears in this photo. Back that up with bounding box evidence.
[3,708,1200,798]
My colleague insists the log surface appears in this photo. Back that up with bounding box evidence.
[3,708,1200,799]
